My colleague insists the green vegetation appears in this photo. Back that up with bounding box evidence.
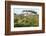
[14,15,39,27]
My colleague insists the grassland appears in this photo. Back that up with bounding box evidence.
[14,15,39,27]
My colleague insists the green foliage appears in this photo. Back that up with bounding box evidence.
[14,15,39,27]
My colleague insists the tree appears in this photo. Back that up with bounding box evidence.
[22,10,37,15]
[14,13,16,15]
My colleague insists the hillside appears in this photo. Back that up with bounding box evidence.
[14,15,39,27]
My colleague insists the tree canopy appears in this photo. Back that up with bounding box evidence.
[22,10,37,14]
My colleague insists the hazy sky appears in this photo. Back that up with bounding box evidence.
[14,8,39,14]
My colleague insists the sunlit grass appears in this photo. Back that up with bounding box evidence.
[14,15,39,27]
